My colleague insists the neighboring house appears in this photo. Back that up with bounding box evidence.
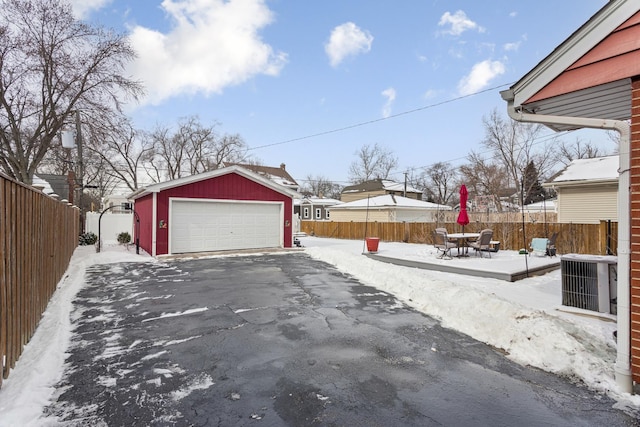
[295,196,342,221]
[224,162,299,192]
[341,179,422,202]
[327,194,451,223]
[84,195,134,240]
[543,156,618,224]
[33,174,71,200]
[500,0,639,390]
[128,165,297,256]
[520,199,557,214]
[101,194,131,213]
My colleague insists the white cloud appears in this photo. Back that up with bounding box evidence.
[128,0,287,105]
[504,41,521,52]
[457,59,505,96]
[381,87,396,118]
[423,89,437,99]
[438,10,485,36]
[69,0,112,19]
[325,22,373,68]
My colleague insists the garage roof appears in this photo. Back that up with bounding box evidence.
[128,165,299,200]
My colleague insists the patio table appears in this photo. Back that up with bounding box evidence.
[447,232,480,257]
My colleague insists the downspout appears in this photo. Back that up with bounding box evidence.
[502,91,632,394]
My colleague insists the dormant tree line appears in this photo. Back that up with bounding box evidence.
[341,109,613,211]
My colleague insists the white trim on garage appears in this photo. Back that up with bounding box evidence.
[168,198,284,254]
[152,192,158,256]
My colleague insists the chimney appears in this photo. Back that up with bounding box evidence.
[280,163,286,170]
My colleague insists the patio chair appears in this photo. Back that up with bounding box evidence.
[546,232,558,256]
[529,238,549,257]
[468,229,494,258]
[434,229,457,259]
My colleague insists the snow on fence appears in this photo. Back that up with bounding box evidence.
[0,173,79,388]
[300,220,617,256]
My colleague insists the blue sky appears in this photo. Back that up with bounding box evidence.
[71,0,613,186]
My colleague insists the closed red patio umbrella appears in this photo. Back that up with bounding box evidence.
[457,184,469,233]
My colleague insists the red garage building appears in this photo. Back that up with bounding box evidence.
[129,165,297,256]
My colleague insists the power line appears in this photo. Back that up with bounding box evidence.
[246,82,514,152]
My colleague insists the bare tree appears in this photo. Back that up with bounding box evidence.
[481,109,557,189]
[207,134,249,170]
[84,118,154,192]
[301,175,343,199]
[558,138,608,166]
[348,143,398,183]
[423,162,459,205]
[0,0,143,184]
[459,151,510,212]
[147,116,249,182]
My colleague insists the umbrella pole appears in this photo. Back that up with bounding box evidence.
[520,179,529,277]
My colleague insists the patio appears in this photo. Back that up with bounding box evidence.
[364,242,560,282]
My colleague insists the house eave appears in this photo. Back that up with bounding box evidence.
[504,0,637,110]
[542,178,618,189]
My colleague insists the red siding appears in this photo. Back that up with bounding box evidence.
[631,77,640,383]
[527,11,640,104]
[151,172,293,255]
[133,194,154,256]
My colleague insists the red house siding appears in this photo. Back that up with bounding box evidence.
[630,77,640,383]
[133,194,154,256]
[136,172,293,256]
[527,11,640,104]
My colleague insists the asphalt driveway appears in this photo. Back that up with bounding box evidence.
[45,253,637,426]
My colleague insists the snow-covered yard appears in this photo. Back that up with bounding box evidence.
[0,236,638,426]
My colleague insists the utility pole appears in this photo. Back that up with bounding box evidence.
[403,171,408,198]
[75,110,85,233]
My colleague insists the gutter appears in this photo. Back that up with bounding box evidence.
[501,90,633,394]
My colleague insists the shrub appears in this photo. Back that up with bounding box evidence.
[79,232,97,246]
[117,231,131,244]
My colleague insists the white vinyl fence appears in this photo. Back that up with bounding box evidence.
[86,212,134,243]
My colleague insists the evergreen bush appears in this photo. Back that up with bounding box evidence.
[117,231,132,244]
[79,232,98,246]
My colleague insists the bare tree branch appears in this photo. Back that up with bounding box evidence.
[0,0,143,184]
[348,143,398,184]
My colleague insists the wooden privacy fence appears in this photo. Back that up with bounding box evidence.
[1,173,79,388]
[301,220,618,256]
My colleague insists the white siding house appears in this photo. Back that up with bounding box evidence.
[543,156,618,224]
[327,194,451,223]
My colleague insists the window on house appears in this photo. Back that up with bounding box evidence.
[315,208,321,219]
[303,207,309,218]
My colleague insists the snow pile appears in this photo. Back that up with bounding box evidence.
[302,237,639,410]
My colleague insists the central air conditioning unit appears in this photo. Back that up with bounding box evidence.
[561,254,617,314]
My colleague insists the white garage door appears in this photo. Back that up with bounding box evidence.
[170,199,282,254]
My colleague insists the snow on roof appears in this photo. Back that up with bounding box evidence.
[550,156,618,183]
[341,179,422,194]
[32,175,55,195]
[381,180,421,194]
[328,194,452,210]
[297,197,342,206]
[521,199,557,212]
